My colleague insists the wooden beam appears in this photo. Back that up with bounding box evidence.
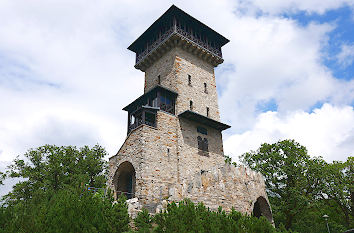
[187,44,194,53]
[204,53,212,61]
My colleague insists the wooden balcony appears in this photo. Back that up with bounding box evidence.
[127,106,158,135]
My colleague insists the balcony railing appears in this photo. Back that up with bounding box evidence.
[128,118,156,134]
[175,26,222,57]
[136,25,222,64]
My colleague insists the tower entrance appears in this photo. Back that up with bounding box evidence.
[252,196,273,222]
[114,161,136,199]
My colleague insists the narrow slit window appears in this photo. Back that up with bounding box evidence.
[197,136,203,150]
[206,107,209,117]
[158,75,161,84]
[203,138,209,152]
[188,75,192,86]
[197,136,209,153]
[190,100,193,111]
[204,83,208,93]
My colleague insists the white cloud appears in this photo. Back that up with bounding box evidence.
[0,0,353,198]
[224,104,354,162]
[217,16,353,132]
[336,43,354,68]
[238,0,354,15]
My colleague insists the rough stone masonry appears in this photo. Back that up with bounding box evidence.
[107,5,273,223]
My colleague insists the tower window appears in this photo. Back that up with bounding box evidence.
[204,83,208,93]
[197,126,207,135]
[206,107,209,117]
[197,136,209,153]
[203,138,209,152]
[188,75,192,86]
[158,75,161,84]
[197,136,203,150]
[190,100,193,111]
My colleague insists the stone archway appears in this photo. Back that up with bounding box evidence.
[113,161,136,199]
[252,196,273,222]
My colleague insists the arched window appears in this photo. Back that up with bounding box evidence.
[204,83,208,93]
[197,136,203,150]
[197,136,209,155]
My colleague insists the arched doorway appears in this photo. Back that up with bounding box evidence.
[113,161,136,199]
[252,196,273,222]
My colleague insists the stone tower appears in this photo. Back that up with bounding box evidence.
[108,5,273,222]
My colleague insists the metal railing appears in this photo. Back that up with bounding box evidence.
[117,191,135,199]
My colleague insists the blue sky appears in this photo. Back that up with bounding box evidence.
[0,0,353,196]
[290,7,354,81]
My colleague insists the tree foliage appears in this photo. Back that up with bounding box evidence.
[241,139,353,232]
[134,208,152,233]
[3,141,351,232]
[0,145,129,233]
[4,144,107,203]
[153,199,288,233]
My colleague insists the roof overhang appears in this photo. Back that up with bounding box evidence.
[178,110,231,131]
[128,5,230,72]
[128,5,229,53]
[123,85,178,112]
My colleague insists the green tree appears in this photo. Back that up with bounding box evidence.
[241,139,353,232]
[0,145,130,233]
[3,144,107,205]
[0,171,5,185]
[134,208,152,233]
[153,199,286,233]
[319,157,353,228]
[240,139,326,229]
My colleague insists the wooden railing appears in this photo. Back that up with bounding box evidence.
[128,118,156,134]
[136,25,222,64]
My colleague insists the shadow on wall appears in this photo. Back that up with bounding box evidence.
[179,118,223,155]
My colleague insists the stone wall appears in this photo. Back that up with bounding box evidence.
[109,111,180,212]
[174,48,220,121]
[109,44,272,223]
[144,49,177,93]
[109,111,273,223]
[180,164,269,214]
[144,47,220,121]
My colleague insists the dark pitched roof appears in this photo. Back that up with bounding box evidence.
[178,110,231,131]
[128,5,229,53]
[122,85,178,112]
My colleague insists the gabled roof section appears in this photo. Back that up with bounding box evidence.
[178,110,231,131]
[128,5,229,53]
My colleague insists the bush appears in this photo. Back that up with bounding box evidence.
[152,199,289,233]
[135,208,152,233]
